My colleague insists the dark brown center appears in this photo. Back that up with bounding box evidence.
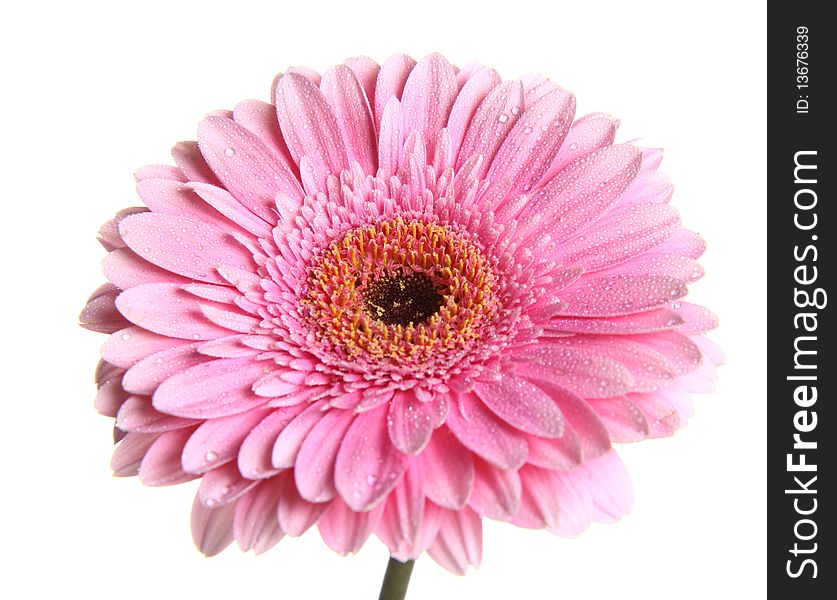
[362,271,444,327]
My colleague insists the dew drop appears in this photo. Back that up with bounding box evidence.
[511,106,520,115]
[366,474,379,486]
[205,498,217,507]
[569,142,579,151]
[523,126,533,134]
[121,332,131,341]
[498,113,509,123]
[224,147,236,157]
[204,451,218,462]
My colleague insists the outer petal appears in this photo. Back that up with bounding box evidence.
[321,65,377,173]
[427,508,482,575]
[181,407,272,474]
[446,393,528,470]
[418,427,474,510]
[197,116,303,222]
[400,53,458,157]
[294,408,356,503]
[318,500,384,555]
[473,376,564,439]
[275,73,348,189]
[191,495,235,557]
[335,404,408,511]
[153,357,273,418]
[374,53,416,129]
[115,283,233,340]
[233,479,285,554]
[138,427,198,486]
[387,390,446,455]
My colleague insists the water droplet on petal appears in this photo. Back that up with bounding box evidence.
[204,451,218,462]
[224,147,235,157]
[498,114,509,123]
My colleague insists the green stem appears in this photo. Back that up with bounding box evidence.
[377,556,415,600]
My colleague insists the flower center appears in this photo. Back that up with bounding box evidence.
[302,216,501,369]
[362,271,443,326]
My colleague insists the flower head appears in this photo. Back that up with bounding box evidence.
[80,53,721,574]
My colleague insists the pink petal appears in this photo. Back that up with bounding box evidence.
[181,407,272,474]
[276,473,329,536]
[374,53,416,130]
[554,335,680,392]
[318,500,384,555]
[446,393,528,470]
[672,302,719,334]
[550,204,681,271]
[231,99,296,173]
[237,405,306,479]
[294,408,356,503]
[630,331,703,375]
[473,376,564,438]
[512,465,562,528]
[588,397,650,442]
[139,427,198,486]
[447,67,501,161]
[548,309,684,336]
[378,465,424,549]
[97,207,147,251]
[540,113,619,182]
[387,390,446,454]
[95,377,129,417]
[532,380,611,461]
[171,141,219,185]
[116,395,199,433]
[525,431,583,471]
[457,80,524,176]
[559,274,687,317]
[468,458,521,520]
[80,284,130,334]
[102,326,185,368]
[343,55,380,110]
[135,164,184,182]
[321,65,377,174]
[198,462,259,507]
[583,451,633,522]
[233,479,285,554]
[517,144,642,242]
[197,116,303,223]
[400,53,458,157]
[102,247,189,289]
[275,73,348,189]
[334,404,409,511]
[376,97,403,178]
[418,427,474,510]
[153,357,273,418]
[549,469,594,537]
[111,432,159,476]
[427,508,482,575]
[136,178,230,227]
[188,182,274,238]
[486,86,575,200]
[119,212,255,285]
[271,401,329,468]
[191,495,235,557]
[511,342,634,398]
[197,334,262,358]
[122,342,207,395]
[115,283,234,340]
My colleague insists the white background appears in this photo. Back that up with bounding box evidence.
[1,1,765,598]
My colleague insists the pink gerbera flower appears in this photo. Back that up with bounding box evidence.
[80,53,721,582]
